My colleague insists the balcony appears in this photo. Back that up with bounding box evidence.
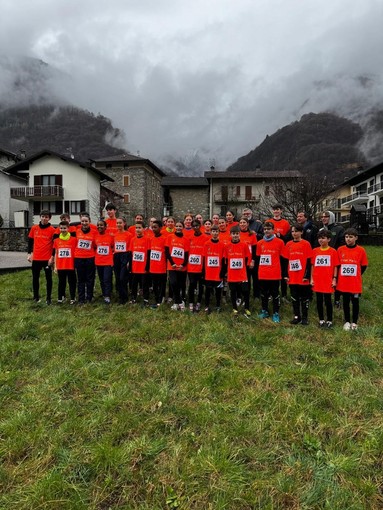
[367,182,383,196]
[214,192,261,204]
[341,190,368,206]
[10,185,64,201]
[367,205,383,217]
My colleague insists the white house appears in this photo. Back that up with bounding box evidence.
[0,148,28,227]
[6,150,113,226]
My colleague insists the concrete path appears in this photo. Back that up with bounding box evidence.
[0,251,30,272]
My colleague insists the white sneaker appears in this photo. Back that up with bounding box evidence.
[170,303,178,310]
[343,322,351,331]
[179,301,186,312]
[236,298,242,307]
[351,323,358,331]
[189,303,194,312]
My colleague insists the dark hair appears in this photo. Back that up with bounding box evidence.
[59,220,69,227]
[230,225,240,234]
[135,220,145,228]
[192,220,201,227]
[297,210,308,218]
[317,229,331,239]
[60,213,70,220]
[211,225,219,231]
[105,203,116,211]
[98,219,107,227]
[152,220,162,228]
[40,209,52,218]
[292,223,303,232]
[79,211,90,218]
[176,220,185,227]
[263,221,274,229]
[272,204,283,210]
[345,227,358,236]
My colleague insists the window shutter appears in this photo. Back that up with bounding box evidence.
[64,201,70,214]
[34,175,41,185]
[80,200,86,211]
[34,202,41,215]
[56,202,63,215]
[56,175,63,186]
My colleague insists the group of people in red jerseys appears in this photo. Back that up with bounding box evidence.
[27,203,368,330]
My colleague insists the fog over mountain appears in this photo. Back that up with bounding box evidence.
[1,1,383,173]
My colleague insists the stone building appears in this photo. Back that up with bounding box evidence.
[162,177,209,219]
[93,154,165,225]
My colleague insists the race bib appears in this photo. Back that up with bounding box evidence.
[114,242,127,252]
[150,250,162,261]
[58,248,71,258]
[133,251,145,262]
[341,264,357,276]
[207,256,219,267]
[230,258,243,269]
[259,255,271,266]
[189,254,202,265]
[77,239,92,250]
[289,259,302,271]
[315,255,330,266]
[171,247,184,259]
[97,246,109,256]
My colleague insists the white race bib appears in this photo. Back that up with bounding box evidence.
[133,251,145,262]
[114,242,127,252]
[230,258,243,269]
[341,264,357,276]
[207,256,219,267]
[97,246,109,255]
[77,239,91,250]
[150,250,162,261]
[289,259,302,271]
[259,255,271,266]
[58,248,71,258]
[315,255,330,266]
[189,254,202,265]
[171,247,184,259]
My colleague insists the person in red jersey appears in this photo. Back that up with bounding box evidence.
[54,213,77,234]
[203,219,212,235]
[52,220,77,304]
[203,225,226,313]
[183,213,195,240]
[224,226,251,317]
[27,209,56,304]
[311,230,339,328]
[113,217,132,304]
[95,219,114,304]
[239,216,258,298]
[128,214,144,235]
[212,213,220,226]
[256,222,285,323]
[218,217,232,245]
[225,210,239,229]
[104,203,118,237]
[149,220,168,307]
[266,204,291,300]
[74,213,96,304]
[128,221,151,305]
[166,220,190,310]
[161,216,176,237]
[76,211,98,233]
[336,228,368,331]
[187,219,209,312]
[283,224,312,325]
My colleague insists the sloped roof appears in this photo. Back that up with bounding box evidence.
[93,153,166,176]
[5,149,113,181]
[204,170,302,179]
[162,177,208,187]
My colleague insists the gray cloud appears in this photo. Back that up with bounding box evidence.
[1,0,383,170]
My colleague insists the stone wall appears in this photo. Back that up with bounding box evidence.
[0,228,29,251]
[169,187,209,219]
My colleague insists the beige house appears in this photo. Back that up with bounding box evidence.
[204,169,302,219]
[93,154,165,224]
[7,150,113,226]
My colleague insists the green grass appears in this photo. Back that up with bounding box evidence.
[0,246,382,509]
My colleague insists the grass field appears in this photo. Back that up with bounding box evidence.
[0,246,382,509]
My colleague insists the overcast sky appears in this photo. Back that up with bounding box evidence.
[1,0,383,169]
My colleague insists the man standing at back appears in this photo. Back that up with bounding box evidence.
[242,208,264,241]
[296,211,318,248]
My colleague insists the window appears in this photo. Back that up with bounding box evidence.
[124,194,130,204]
[123,175,130,187]
[106,163,112,169]
[34,201,63,215]
[123,163,129,169]
[245,186,252,200]
[221,186,228,201]
[42,175,56,185]
[70,201,82,214]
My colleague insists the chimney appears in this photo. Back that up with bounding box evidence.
[20,149,26,159]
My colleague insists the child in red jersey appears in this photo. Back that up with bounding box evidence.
[224,225,251,317]
[95,219,114,304]
[166,220,190,310]
[149,220,168,307]
[128,214,144,235]
[336,228,368,331]
[203,219,212,235]
[114,217,132,304]
[239,216,258,299]
[128,221,150,305]
[203,225,226,313]
[27,209,56,304]
[52,220,77,304]
[311,230,339,328]
[218,217,232,245]
[256,221,285,323]
[283,224,312,325]
[104,203,118,237]
[187,219,209,312]
[161,216,176,237]
[267,204,291,300]
[225,210,239,229]
[74,214,96,304]
[183,213,195,240]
